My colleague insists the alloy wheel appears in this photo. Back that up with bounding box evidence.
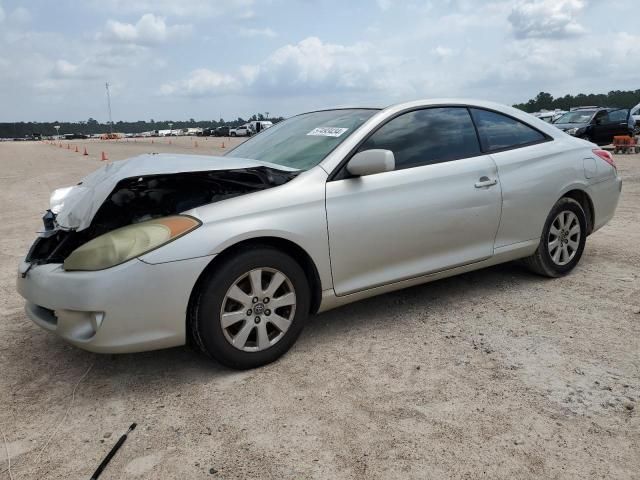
[220,268,296,352]
[548,210,581,266]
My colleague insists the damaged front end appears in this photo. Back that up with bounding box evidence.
[24,155,297,270]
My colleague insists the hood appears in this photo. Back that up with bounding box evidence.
[53,153,296,231]
[554,122,589,132]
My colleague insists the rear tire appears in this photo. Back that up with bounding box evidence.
[523,198,587,278]
[190,246,310,369]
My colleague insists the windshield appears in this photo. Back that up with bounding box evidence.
[555,110,595,124]
[226,109,378,170]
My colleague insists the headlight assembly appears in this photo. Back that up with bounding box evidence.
[566,127,585,136]
[63,215,201,271]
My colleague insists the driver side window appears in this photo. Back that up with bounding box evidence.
[357,107,481,171]
[594,111,609,125]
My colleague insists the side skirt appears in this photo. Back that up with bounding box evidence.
[317,239,539,313]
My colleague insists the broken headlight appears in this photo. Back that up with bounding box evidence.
[63,215,201,271]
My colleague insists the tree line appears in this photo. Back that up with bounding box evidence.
[0,113,284,139]
[4,90,640,138]
[513,90,640,113]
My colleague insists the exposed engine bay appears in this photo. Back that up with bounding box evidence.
[25,167,296,266]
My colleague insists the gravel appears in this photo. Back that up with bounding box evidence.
[0,139,638,479]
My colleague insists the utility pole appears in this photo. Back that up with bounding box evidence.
[105,82,113,134]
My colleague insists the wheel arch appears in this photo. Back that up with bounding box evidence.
[560,188,595,235]
[187,236,323,341]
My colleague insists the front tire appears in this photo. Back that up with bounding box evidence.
[190,246,310,369]
[523,198,587,278]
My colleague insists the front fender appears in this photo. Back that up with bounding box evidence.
[139,167,332,289]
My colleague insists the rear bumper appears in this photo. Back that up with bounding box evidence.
[16,255,213,353]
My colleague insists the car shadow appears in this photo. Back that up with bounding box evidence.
[302,260,542,341]
[6,261,547,403]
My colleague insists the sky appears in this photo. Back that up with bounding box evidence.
[0,0,638,122]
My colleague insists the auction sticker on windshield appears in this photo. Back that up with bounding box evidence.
[307,127,349,137]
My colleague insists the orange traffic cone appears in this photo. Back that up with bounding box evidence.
[83,147,88,156]
[101,151,108,161]
[75,145,79,153]
[221,141,225,149]
[59,143,62,148]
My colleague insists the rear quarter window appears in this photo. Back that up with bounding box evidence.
[470,108,547,152]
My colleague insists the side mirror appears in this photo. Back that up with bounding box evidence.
[346,149,395,177]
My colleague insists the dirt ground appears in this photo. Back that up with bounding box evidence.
[0,138,638,479]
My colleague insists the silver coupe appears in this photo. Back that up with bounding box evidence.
[17,99,622,368]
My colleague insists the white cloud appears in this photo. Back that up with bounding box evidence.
[160,69,238,96]
[238,27,277,38]
[432,45,454,59]
[160,37,393,97]
[0,3,31,23]
[509,0,587,39]
[91,0,255,18]
[9,6,30,23]
[102,13,191,45]
[52,59,80,78]
[250,37,376,92]
[3,0,640,122]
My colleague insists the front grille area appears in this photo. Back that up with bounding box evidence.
[25,231,85,265]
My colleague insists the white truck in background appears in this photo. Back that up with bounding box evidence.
[229,124,251,137]
[229,121,274,137]
[249,120,273,134]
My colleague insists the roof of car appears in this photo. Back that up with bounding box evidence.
[297,99,566,142]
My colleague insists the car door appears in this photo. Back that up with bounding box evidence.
[607,108,631,137]
[590,110,610,144]
[325,107,502,296]
[468,108,558,247]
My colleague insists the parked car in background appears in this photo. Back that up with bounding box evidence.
[63,133,88,140]
[553,107,632,145]
[248,121,273,134]
[214,126,231,137]
[532,110,566,123]
[630,102,640,131]
[229,124,251,137]
[17,99,622,369]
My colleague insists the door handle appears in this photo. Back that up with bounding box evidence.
[475,176,497,188]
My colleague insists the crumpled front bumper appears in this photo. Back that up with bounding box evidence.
[16,255,213,353]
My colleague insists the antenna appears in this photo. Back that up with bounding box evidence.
[105,82,113,134]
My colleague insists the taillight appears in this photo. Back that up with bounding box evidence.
[593,149,616,171]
